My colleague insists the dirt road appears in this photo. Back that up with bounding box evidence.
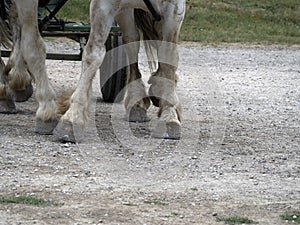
[0,41,299,224]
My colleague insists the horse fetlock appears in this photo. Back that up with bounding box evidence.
[148,84,160,107]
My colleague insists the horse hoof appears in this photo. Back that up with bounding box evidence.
[127,106,150,122]
[148,85,160,107]
[13,84,34,102]
[35,118,59,135]
[0,98,17,114]
[53,121,77,143]
[153,121,181,140]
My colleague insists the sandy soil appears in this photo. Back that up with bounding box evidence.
[0,40,299,224]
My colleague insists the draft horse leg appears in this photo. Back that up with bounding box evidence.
[5,2,33,102]
[116,10,151,122]
[0,53,16,113]
[149,3,185,139]
[15,0,58,134]
[0,10,16,113]
[53,0,114,142]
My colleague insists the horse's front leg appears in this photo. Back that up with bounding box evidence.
[16,1,58,134]
[53,0,114,142]
[5,3,33,102]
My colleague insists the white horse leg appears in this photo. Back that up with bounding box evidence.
[15,0,58,134]
[0,9,16,113]
[53,0,114,142]
[150,3,185,139]
[116,10,150,122]
[5,3,33,102]
[0,55,16,113]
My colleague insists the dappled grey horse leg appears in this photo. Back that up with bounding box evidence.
[15,0,58,134]
[5,3,33,102]
[116,10,150,122]
[150,3,185,139]
[0,56,16,114]
[0,15,16,113]
[54,0,114,142]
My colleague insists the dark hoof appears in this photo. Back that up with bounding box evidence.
[53,120,82,143]
[0,98,17,114]
[35,118,59,135]
[148,85,160,107]
[13,84,34,102]
[127,106,150,122]
[153,121,181,140]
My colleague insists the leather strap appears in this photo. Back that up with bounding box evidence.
[143,0,161,21]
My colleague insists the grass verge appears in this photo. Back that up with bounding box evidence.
[281,212,300,224]
[55,0,300,45]
[217,216,258,224]
[0,196,60,206]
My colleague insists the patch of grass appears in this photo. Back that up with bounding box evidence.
[46,0,300,45]
[181,0,300,44]
[144,199,168,206]
[281,212,300,224]
[217,216,258,224]
[0,196,59,206]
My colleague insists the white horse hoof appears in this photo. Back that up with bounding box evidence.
[53,120,77,143]
[153,120,181,140]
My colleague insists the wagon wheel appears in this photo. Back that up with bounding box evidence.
[100,33,128,103]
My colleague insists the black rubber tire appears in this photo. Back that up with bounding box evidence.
[100,34,128,103]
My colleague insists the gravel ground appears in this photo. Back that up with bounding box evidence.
[0,39,299,224]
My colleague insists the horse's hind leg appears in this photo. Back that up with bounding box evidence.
[116,10,150,122]
[16,0,58,134]
[0,15,16,113]
[0,56,16,113]
[5,3,33,102]
[150,5,185,139]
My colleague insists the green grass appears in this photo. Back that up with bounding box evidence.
[181,0,300,44]
[217,216,258,224]
[53,0,299,45]
[0,196,59,206]
[281,212,300,224]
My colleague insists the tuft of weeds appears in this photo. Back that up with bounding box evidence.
[0,196,60,206]
[281,212,300,224]
[217,216,258,224]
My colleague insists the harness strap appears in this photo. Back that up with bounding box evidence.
[143,0,161,21]
[0,0,7,20]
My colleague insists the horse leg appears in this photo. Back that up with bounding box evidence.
[116,10,150,122]
[0,13,16,113]
[53,0,114,142]
[5,3,33,102]
[0,56,16,113]
[150,4,185,139]
[15,0,58,134]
